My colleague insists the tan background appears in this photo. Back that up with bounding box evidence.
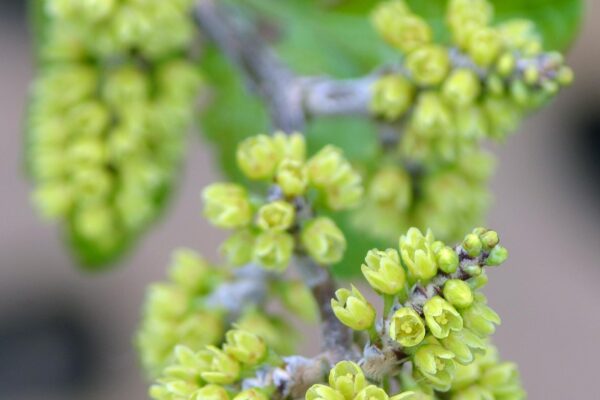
[1,2,599,399]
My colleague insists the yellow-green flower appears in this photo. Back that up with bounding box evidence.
[301,217,346,265]
[276,159,308,197]
[467,27,502,67]
[390,391,433,400]
[221,229,256,267]
[328,361,367,399]
[436,246,459,274]
[234,388,268,400]
[399,228,438,281]
[306,384,345,400]
[197,346,240,385]
[272,131,306,163]
[355,385,389,400]
[223,329,267,365]
[195,385,230,400]
[362,248,406,295]
[236,134,279,179]
[368,166,412,210]
[406,45,450,86]
[423,296,463,339]
[168,248,211,294]
[256,201,296,232]
[331,285,376,331]
[461,294,501,338]
[411,92,453,137]
[443,280,473,309]
[202,183,252,229]
[442,69,481,107]
[253,231,294,271]
[389,307,426,347]
[372,1,432,53]
[486,245,508,267]
[371,74,416,121]
[414,343,456,391]
[441,329,485,365]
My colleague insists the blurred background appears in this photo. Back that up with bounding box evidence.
[1,1,599,399]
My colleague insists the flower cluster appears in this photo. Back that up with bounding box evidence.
[136,249,297,377]
[27,0,201,263]
[202,133,363,270]
[449,345,525,399]
[353,151,493,243]
[150,329,273,400]
[332,227,514,393]
[306,361,431,400]
[371,0,573,163]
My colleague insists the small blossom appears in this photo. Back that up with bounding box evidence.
[195,384,230,400]
[467,27,502,67]
[331,285,376,331]
[414,343,456,391]
[371,74,416,121]
[462,233,483,258]
[362,248,406,295]
[436,246,459,274]
[253,231,294,271]
[328,361,367,399]
[461,293,501,337]
[221,229,256,267]
[486,245,508,266]
[197,346,240,385]
[354,386,389,400]
[442,69,481,107]
[223,329,266,365]
[234,388,268,400]
[389,307,426,347]
[423,296,463,339]
[406,45,450,86]
[305,384,345,400]
[236,134,279,179]
[399,228,438,281]
[301,217,346,265]
[441,329,485,365]
[202,183,252,229]
[256,200,296,232]
[272,131,306,163]
[276,159,308,197]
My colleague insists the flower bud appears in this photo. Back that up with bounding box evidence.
[223,329,266,365]
[368,166,412,210]
[443,279,473,308]
[278,281,319,322]
[305,384,345,400]
[399,228,438,281]
[198,346,240,385]
[462,233,483,257]
[221,229,256,267]
[272,132,306,163]
[389,307,426,347]
[496,52,516,77]
[276,159,308,197]
[423,296,463,339]
[32,183,72,219]
[556,66,574,86]
[236,135,279,179]
[462,294,501,337]
[436,246,459,274]
[253,231,294,271]
[442,69,481,107]
[256,201,295,232]
[195,385,230,400]
[478,230,499,250]
[373,0,432,53]
[441,329,485,365]
[234,389,268,400]
[411,92,453,137]
[331,285,376,331]
[301,217,346,265]
[354,385,389,400]
[467,27,502,67]
[362,248,406,295]
[414,343,456,391]
[390,391,432,400]
[486,245,508,266]
[168,249,210,293]
[371,74,415,121]
[202,183,252,229]
[306,146,346,187]
[406,45,450,86]
[328,361,367,399]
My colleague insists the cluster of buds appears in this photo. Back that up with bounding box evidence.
[202,133,363,270]
[150,328,273,400]
[27,0,201,263]
[136,250,298,377]
[353,151,493,243]
[136,249,227,376]
[371,0,573,164]
[332,227,518,394]
[306,361,431,400]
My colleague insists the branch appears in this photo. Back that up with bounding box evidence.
[195,0,354,364]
